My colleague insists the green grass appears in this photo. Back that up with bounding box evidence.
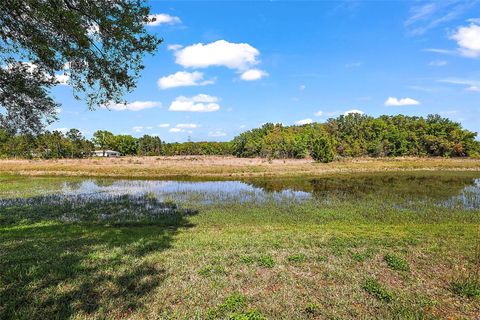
[384,253,410,272]
[362,277,395,303]
[451,279,480,298]
[0,171,479,319]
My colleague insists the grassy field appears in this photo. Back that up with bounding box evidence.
[0,171,479,319]
[0,156,479,179]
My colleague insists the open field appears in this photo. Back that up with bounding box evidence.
[0,156,480,179]
[0,171,479,319]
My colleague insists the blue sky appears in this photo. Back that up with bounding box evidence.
[51,0,480,142]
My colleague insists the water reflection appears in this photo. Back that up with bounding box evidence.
[1,172,479,210]
[61,180,311,204]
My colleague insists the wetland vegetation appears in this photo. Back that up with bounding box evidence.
[0,171,479,319]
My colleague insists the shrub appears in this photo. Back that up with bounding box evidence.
[310,135,334,163]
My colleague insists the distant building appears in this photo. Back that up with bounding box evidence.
[93,150,120,157]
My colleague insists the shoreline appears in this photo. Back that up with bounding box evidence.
[0,156,479,179]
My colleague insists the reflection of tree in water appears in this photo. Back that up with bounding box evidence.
[248,172,480,204]
[62,179,117,191]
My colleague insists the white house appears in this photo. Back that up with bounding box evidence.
[93,150,120,157]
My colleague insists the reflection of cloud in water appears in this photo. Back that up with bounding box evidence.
[62,180,311,204]
[443,178,480,210]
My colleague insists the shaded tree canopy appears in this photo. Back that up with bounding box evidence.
[0,0,162,133]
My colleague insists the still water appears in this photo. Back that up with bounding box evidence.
[1,172,479,210]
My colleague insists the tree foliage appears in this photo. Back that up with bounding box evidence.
[0,0,161,133]
[0,114,478,159]
[232,114,479,159]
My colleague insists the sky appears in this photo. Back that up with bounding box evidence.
[51,0,480,142]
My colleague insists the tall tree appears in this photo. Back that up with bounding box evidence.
[0,0,162,133]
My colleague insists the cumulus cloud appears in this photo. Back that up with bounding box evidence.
[169,94,220,112]
[384,97,420,106]
[344,109,364,115]
[314,110,323,117]
[132,126,143,133]
[158,123,170,128]
[240,69,268,81]
[294,118,313,125]
[147,14,181,26]
[208,130,227,137]
[158,71,214,89]
[450,23,480,58]
[174,40,260,71]
[103,101,162,111]
[169,128,183,133]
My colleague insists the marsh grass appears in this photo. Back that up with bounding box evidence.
[0,171,479,318]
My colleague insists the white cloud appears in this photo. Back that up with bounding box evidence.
[103,101,162,111]
[428,60,447,66]
[314,110,323,117]
[423,48,457,55]
[132,126,143,133]
[451,23,480,58]
[158,71,214,89]
[405,1,476,35]
[208,130,227,137]
[240,69,268,81]
[167,44,183,51]
[55,73,70,85]
[467,85,480,92]
[294,118,313,125]
[174,40,260,71]
[439,78,480,92]
[344,109,364,115]
[384,97,420,106]
[147,14,181,26]
[176,123,198,129]
[158,123,170,128]
[169,94,220,112]
[169,124,197,133]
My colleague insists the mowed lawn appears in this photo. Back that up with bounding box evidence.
[0,172,479,319]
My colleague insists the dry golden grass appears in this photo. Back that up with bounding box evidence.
[0,156,479,178]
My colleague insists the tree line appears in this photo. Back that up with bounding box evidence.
[0,114,478,162]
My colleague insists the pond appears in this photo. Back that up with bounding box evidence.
[1,171,479,210]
